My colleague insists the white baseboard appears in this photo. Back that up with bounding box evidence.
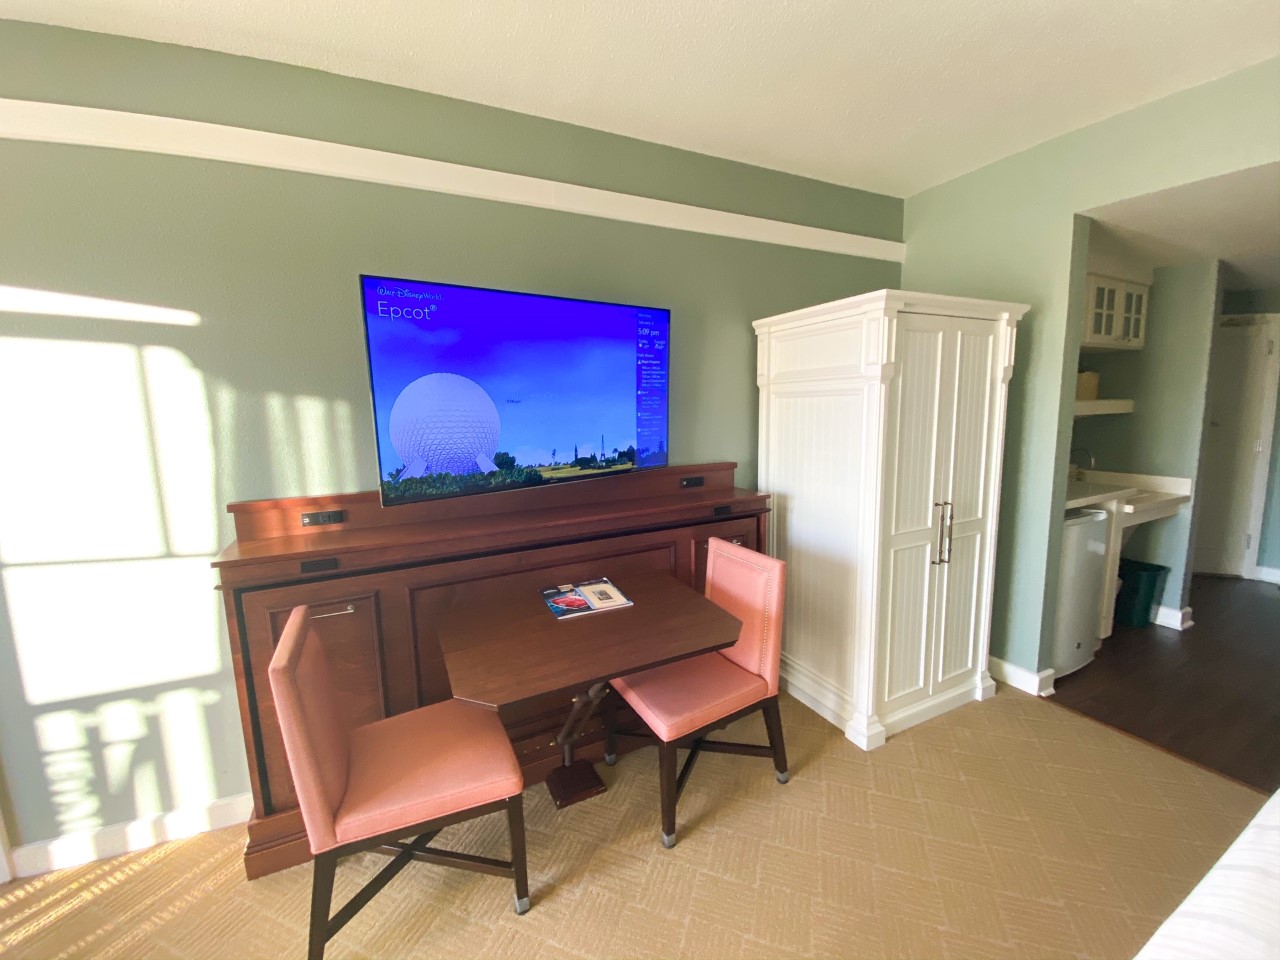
[780,653,853,732]
[11,793,253,879]
[1154,605,1195,630]
[1254,566,1280,585]
[988,656,1055,696]
[844,713,887,751]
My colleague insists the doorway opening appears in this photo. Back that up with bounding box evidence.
[1049,162,1280,794]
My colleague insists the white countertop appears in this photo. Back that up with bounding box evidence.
[1064,480,1138,509]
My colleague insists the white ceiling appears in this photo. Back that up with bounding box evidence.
[2,1,1278,197]
[1087,162,1280,289]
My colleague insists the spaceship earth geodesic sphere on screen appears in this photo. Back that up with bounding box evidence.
[389,373,501,476]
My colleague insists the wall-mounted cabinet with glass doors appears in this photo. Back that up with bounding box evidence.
[1082,274,1149,350]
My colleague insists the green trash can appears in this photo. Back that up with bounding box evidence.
[1114,558,1170,628]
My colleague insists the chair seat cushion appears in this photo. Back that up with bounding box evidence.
[612,652,769,743]
[332,699,523,849]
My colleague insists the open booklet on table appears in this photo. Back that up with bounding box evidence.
[540,577,634,620]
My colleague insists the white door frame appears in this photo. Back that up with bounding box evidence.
[1235,315,1280,580]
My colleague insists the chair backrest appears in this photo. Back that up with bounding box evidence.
[705,538,786,695]
[267,605,352,853]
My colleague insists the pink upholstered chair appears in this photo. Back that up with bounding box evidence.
[268,605,530,960]
[606,537,787,848]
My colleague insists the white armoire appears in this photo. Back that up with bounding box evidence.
[754,290,1028,749]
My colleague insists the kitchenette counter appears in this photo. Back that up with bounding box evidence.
[1065,480,1138,509]
[1077,470,1193,525]
[1061,470,1194,642]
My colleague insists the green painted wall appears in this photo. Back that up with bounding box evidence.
[1223,288,1280,314]
[0,21,902,243]
[902,57,1280,672]
[1075,261,1223,608]
[0,25,901,846]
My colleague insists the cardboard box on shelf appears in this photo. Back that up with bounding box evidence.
[1076,371,1100,401]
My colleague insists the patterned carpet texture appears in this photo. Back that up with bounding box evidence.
[0,690,1266,959]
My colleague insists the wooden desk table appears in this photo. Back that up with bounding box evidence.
[435,570,742,805]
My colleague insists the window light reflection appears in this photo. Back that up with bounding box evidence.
[142,346,217,555]
[5,557,221,705]
[0,338,166,565]
[0,285,200,327]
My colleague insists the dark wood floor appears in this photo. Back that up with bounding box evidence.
[1052,574,1280,795]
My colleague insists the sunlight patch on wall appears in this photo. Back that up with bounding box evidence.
[27,689,223,857]
[333,398,361,492]
[141,346,217,555]
[265,392,304,493]
[0,338,165,564]
[297,394,361,494]
[35,710,99,834]
[0,285,200,327]
[213,384,365,497]
[4,557,222,705]
[155,689,216,810]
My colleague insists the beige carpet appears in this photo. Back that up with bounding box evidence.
[0,690,1266,960]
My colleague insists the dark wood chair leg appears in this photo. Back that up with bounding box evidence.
[761,696,790,784]
[658,741,678,848]
[507,794,530,915]
[603,689,618,766]
[308,852,337,960]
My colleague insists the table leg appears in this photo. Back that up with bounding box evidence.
[545,682,609,809]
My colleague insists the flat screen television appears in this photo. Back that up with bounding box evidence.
[359,275,671,507]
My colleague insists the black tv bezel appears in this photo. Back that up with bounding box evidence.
[358,274,672,509]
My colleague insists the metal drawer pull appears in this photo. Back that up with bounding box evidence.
[932,502,947,564]
[310,604,355,619]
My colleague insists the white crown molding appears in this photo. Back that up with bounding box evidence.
[0,97,905,264]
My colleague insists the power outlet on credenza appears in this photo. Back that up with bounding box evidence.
[301,510,346,527]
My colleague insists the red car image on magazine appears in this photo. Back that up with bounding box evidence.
[540,577,633,619]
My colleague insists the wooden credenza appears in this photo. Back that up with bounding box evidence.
[214,462,768,878]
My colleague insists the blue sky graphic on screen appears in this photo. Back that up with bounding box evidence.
[360,276,670,506]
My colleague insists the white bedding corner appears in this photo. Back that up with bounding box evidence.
[1134,789,1280,960]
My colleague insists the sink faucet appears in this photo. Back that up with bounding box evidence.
[1069,447,1095,480]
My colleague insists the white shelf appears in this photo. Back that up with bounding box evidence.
[1074,399,1134,417]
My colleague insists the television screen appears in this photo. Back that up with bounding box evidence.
[359,276,670,506]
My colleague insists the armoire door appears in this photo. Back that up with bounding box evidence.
[878,317,950,718]
[925,315,999,698]
[880,314,999,716]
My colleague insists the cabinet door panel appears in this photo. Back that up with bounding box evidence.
[935,529,982,688]
[881,319,948,712]
[691,517,759,592]
[1084,276,1121,346]
[882,543,932,704]
[242,578,405,813]
[934,321,997,694]
[266,596,387,726]
[1127,285,1147,347]
[888,325,946,535]
[1091,284,1108,337]
[946,329,995,524]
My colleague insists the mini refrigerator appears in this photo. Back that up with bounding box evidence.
[1051,508,1108,676]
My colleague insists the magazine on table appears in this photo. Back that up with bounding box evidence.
[541,577,633,619]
